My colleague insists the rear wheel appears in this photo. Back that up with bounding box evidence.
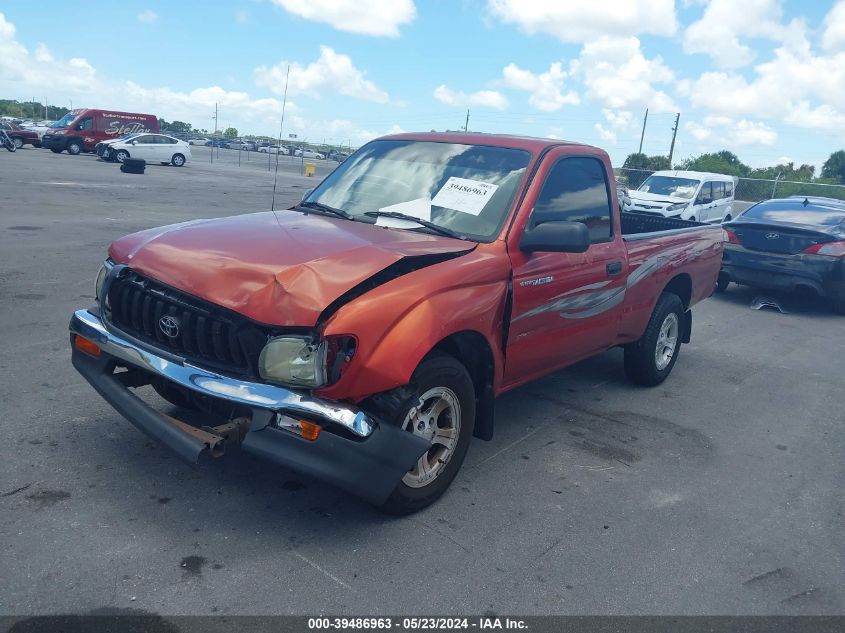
[379,353,475,515]
[624,293,684,386]
[67,140,82,155]
[171,153,186,167]
[12,137,24,149]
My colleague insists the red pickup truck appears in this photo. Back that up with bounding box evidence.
[69,133,723,513]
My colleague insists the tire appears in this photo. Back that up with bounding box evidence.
[50,148,62,154]
[624,293,684,387]
[171,153,186,167]
[379,353,476,515]
[12,137,23,149]
[4,140,16,152]
[716,273,730,293]
[114,149,130,163]
[67,140,82,155]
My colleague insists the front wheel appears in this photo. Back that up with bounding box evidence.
[379,353,475,515]
[67,140,82,155]
[4,139,16,152]
[114,150,129,163]
[624,293,684,386]
[171,153,186,167]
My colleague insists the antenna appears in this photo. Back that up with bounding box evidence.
[271,65,290,213]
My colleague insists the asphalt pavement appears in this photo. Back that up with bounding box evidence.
[0,145,843,616]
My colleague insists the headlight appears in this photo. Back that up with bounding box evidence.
[95,261,113,302]
[665,202,687,214]
[53,131,64,136]
[259,336,327,388]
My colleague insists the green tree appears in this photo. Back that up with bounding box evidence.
[676,150,750,176]
[821,150,845,183]
[622,152,670,171]
[224,127,238,138]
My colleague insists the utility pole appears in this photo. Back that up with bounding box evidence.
[464,109,470,132]
[668,112,680,168]
[211,102,218,163]
[638,108,648,154]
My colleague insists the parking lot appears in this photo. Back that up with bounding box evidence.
[1,146,843,616]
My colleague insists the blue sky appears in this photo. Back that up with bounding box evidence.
[2,0,845,169]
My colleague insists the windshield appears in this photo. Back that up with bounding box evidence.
[305,140,531,241]
[637,175,699,199]
[50,112,78,128]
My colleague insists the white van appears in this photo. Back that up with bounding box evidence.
[627,170,739,223]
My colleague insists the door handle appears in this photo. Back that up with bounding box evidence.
[606,261,623,276]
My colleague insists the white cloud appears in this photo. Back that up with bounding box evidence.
[822,0,845,51]
[235,10,250,25]
[500,62,579,111]
[572,36,677,112]
[433,85,508,110]
[603,108,634,130]
[271,0,415,37]
[678,33,845,133]
[487,0,677,42]
[254,46,389,103]
[685,116,777,146]
[682,0,792,68]
[594,123,617,144]
[137,10,159,24]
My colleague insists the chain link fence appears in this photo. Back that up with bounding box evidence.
[615,167,845,203]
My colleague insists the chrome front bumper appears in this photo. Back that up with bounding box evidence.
[69,309,375,437]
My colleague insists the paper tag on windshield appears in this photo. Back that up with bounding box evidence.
[432,177,498,216]
[376,196,431,228]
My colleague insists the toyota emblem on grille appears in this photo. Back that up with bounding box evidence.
[765,232,780,240]
[158,315,180,338]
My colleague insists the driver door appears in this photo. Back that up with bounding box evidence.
[504,152,627,389]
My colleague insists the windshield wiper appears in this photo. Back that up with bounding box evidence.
[364,211,467,240]
[298,200,355,221]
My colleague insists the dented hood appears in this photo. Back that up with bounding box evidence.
[107,211,470,326]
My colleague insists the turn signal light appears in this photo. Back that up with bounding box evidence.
[298,420,322,442]
[723,228,740,244]
[74,335,101,357]
[276,414,322,441]
[803,241,845,257]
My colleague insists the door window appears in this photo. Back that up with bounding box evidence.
[133,135,155,144]
[711,182,725,200]
[531,157,613,243]
[76,117,93,132]
[696,182,713,204]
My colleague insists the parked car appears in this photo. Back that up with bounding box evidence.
[188,138,208,145]
[0,122,41,149]
[99,133,191,166]
[628,171,738,223]
[258,145,285,154]
[41,109,159,155]
[69,132,723,514]
[205,138,228,148]
[297,149,326,160]
[327,151,350,162]
[720,196,845,313]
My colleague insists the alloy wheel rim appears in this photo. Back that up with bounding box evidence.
[401,387,461,488]
[655,312,679,371]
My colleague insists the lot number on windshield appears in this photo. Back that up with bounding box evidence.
[432,177,499,216]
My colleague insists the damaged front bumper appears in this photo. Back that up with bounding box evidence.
[69,309,429,505]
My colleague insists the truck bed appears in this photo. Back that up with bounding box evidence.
[621,211,703,236]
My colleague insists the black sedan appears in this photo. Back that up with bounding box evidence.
[719,196,845,313]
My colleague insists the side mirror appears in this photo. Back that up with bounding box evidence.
[520,221,590,253]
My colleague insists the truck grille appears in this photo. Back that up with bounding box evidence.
[106,270,264,375]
